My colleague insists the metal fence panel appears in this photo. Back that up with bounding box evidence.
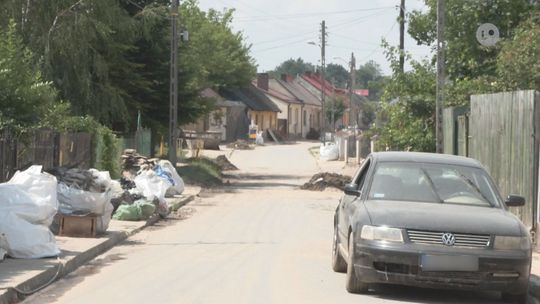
[470,90,538,228]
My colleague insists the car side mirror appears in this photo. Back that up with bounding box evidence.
[505,195,525,207]
[344,183,361,196]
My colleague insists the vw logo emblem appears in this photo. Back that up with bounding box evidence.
[442,233,456,246]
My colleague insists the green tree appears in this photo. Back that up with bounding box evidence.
[326,95,346,128]
[408,0,534,80]
[0,0,257,134]
[0,21,60,130]
[374,43,436,152]
[497,11,540,91]
[355,60,387,101]
[271,57,314,77]
[325,63,349,88]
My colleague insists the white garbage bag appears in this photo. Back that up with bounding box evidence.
[0,166,60,259]
[255,131,264,145]
[134,170,171,204]
[7,165,58,226]
[159,160,185,196]
[319,142,339,161]
[57,169,114,234]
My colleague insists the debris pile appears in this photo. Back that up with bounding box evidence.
[226,140,252,150]
[121,149,159,176]
[215,155,238,171]
[301,172,351,191]
[46,167,107,192]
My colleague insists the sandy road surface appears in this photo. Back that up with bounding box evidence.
[24,143,505,304]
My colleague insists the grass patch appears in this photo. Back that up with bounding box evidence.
[177,157,222,187]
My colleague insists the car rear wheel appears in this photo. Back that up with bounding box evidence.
[501,291,528,304]
[332,227,346,273]
[345,233,368,293]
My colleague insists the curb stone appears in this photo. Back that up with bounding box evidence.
[0,194,196,304]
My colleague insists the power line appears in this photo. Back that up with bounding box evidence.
[252,37,315,53]
[328,8,395,30]
[252,29,317,46]
[358,21,398,62]
[234,6,394,22]
[329,33,381,46]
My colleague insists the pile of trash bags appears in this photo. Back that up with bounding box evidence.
[111,159,184,221]
[0,166,60,259]
[52,168,115,235]
[0,154,185,260]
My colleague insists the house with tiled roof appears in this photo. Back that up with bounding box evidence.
[297,71,367,130]
[276,74,322,138]
[254,73,304,139]
[219,84,280,134]
[181,88,248,143]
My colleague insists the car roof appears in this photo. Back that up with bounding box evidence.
[371,151,483,168]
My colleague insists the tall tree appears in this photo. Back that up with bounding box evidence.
[408,0,534,79]
[374,43,436,152]
[0,21,60,130]
[271,58,315,77]
[355,60,387,101]
[497,11,540,91]
[325,63,349,88]
[0,0,257,133]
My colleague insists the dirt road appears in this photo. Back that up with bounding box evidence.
[24,142,505,304]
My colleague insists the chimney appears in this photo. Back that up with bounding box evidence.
[257,73,269,91]
[281,74,294,82]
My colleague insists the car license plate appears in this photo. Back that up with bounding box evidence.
[420,254,479,272]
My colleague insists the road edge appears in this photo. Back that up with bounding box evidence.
[0,193,197,304]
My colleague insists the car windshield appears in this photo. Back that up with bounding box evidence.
[367,162,501,207]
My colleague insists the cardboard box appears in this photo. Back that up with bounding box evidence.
[58,214,97,238]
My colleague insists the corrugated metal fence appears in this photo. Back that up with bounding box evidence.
[0,129,92,182]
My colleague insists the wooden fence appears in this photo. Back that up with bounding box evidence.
[0,129,92,182]
[444,90,539,228]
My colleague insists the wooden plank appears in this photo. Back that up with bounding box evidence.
[267,129,281,144]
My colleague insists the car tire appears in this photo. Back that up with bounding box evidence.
[332,227,346,273]
[345,233,368,294]
[501,291,528,304]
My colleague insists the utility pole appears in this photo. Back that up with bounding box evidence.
[320,20,327,143]
[169,0,179,165]
[399,0,405,73]
[436,0,445,153]
[349,52,356,128]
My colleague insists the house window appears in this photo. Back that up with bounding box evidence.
[303,110,307,126]
[295,109,299,124]
[255,114,258,126]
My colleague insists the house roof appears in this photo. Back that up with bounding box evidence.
[252,79,302,104]
[219,84,281,112]
[301,72,346,95]
[200,88,245,108]
[278,78,321,107]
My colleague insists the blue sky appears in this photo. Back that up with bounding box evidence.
[196,0,432,75]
